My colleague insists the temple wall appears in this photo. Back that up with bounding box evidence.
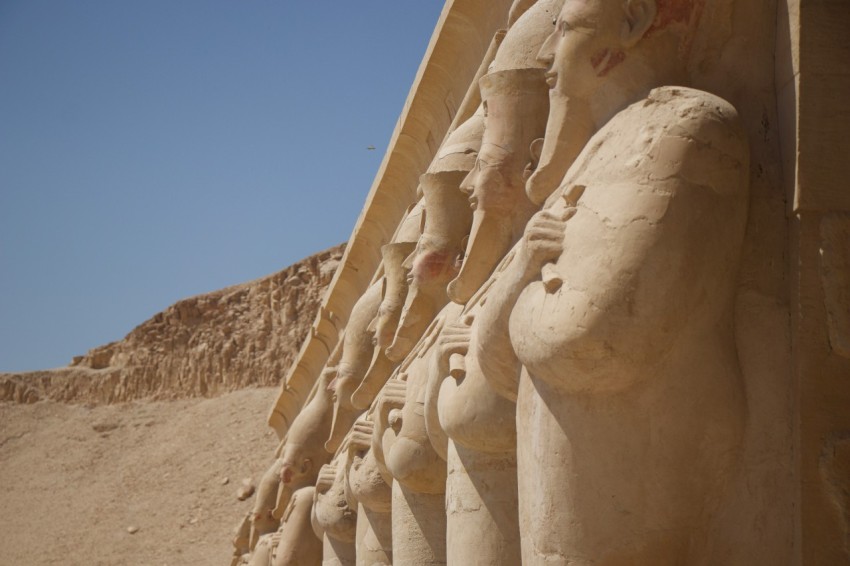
[782,0,850,563]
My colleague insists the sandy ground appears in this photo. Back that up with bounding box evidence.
[0,388,280,566]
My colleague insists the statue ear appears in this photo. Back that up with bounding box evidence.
[620,0,657,47]
[524,138,545,182]
[529,138,544,170]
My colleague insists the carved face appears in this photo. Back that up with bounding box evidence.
[386,235,457,361]
[537,0,625,100]
[372,242,417,351]
[387,171,471,361]
[326,282,382,451]
[279,443,314,486]
[449,72,547,303]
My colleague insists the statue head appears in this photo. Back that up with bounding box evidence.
[448,72,550,304]
[495,0,567,72]
[444,0,563,304]
[386,172,472,361]
[352,241,417,410]
[384,113,483,361]
[278,368,335,488]
[527,0,706,204]
[325,280,383,452]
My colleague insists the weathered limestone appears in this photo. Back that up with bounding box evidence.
[224,0,848,563]
[469,1,752,561]
[346,417,393,566]
[271,486,322,566]
[313,460,358,566]
[428,3,563,564]
[266,0,514,438]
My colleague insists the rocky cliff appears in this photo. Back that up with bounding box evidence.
[0,244,344,404]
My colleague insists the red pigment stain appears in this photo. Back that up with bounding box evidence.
[599,49,625,77]
[414,251,448,281]
[647,0,705,36]
[590,48,609,71]
[591,48,626,77]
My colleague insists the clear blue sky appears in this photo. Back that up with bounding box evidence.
[0,1,445,372]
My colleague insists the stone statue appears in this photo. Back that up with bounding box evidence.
[352,240,418,410]
[345,416,393,565]
[231,511,253,566]
[474,0,751,562]
[246,486,321,566]
[234,366,338,564]
[369,110,482,565]
[220,0,832,561]
[248,455,286,550]
[270,486,322,566]
[313,458,358,566]
[382,111,482,364]
[325,280,383,453]
[427,2,562,564]
[242,366,338,565]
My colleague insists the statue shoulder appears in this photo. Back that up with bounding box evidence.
[639,86,750,197]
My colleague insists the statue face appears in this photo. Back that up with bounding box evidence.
[448,145,518,304]
[280,444,313,486]
[463,143,516,214]
[448,69,548,303]
[388,171,471,361]
[386,236,457,361]
[538,0,626,100]
[407,234,460,291]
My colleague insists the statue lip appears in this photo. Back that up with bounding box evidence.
[544,71,557,88]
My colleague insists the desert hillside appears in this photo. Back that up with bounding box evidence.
[0,244,344,405]
[0,246,346,565]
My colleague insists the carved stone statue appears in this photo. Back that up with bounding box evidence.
[475,1,751,562]
[270,486,322,566]
[241,368,337,565]
[369,112,483,565]
[425,2,562,565]
[352,240,418,410]
[219,0,830,562]
[325,281,383,453]
[313,458,358,566]
[383,112,482,364]
[345,416,393,565]
[247,486,321,566]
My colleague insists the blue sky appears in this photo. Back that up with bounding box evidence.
[0,1,444,372]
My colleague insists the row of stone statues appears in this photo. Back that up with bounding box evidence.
[231,0,753,563]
